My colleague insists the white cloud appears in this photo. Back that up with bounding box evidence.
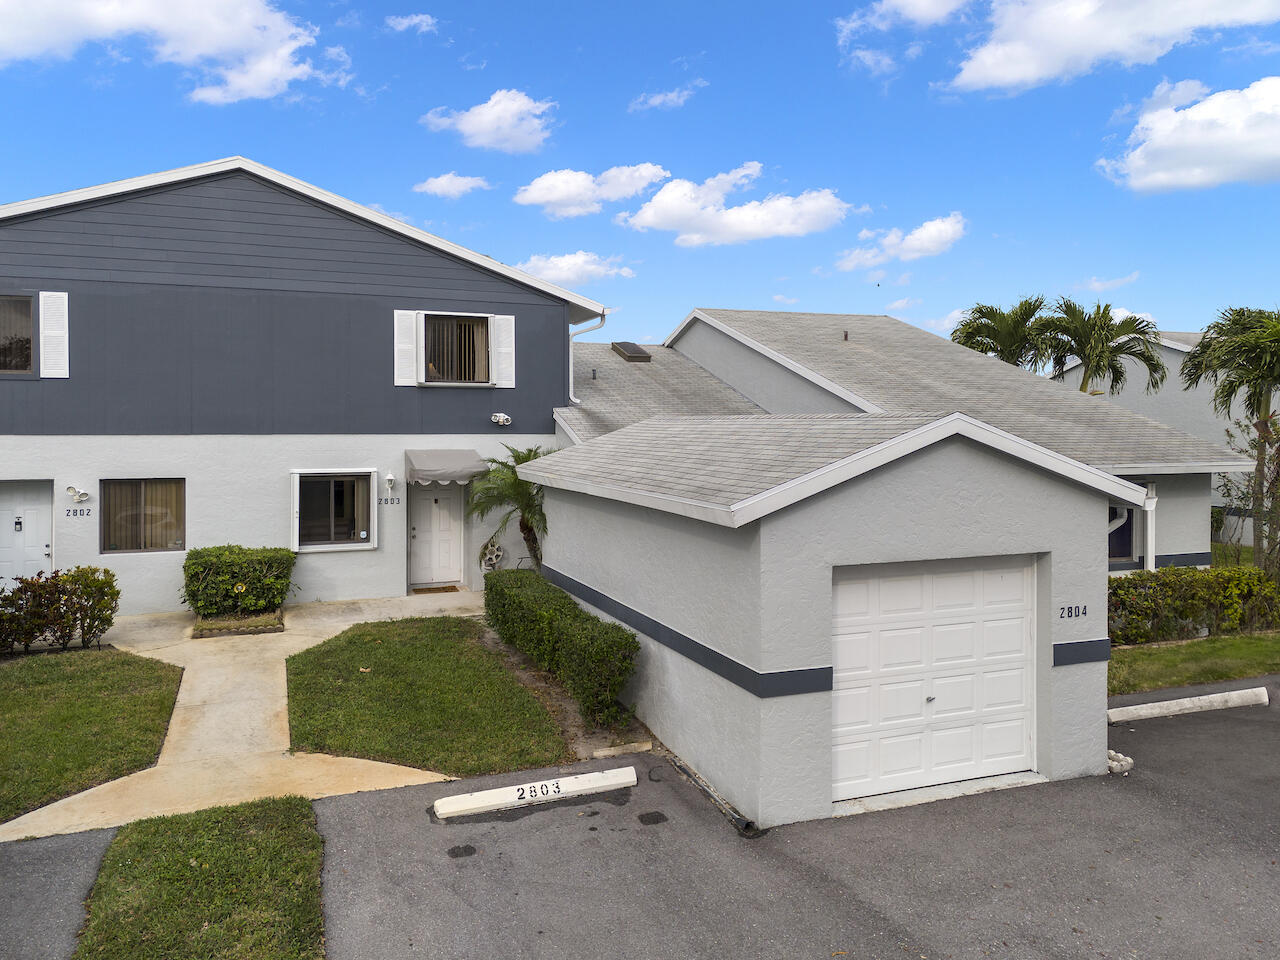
[836,0,969,40]
[836,211,966,270]
[515,251,636,286]
[422,89,556,153]
[952,1,1280,92]
[628,78,708,111]
[1226,36,1280,56]
[514,164,670,219]
[773,294,799,304]
[618,161,852,247]
[925,307,967,333]
[412,172,491,199]
[847,47,897,74]
[385,13,438,34]
[1113,306,1155,323]
[886,296,921,310]
[0,0,339,104]
[1100,76,1280,190]
[1086,270,1139,291]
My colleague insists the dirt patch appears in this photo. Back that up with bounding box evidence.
[471,626,656,761]
[192,609,285,638]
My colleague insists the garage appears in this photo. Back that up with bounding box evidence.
[522,413,1140,827]
[832,556,1034,801]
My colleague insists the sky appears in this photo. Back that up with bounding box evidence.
[2,1,1280,344]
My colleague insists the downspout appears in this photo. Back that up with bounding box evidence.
[1143,483,1158,571]
[568,308,609,404]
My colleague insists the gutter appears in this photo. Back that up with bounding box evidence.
[568,308,609,404]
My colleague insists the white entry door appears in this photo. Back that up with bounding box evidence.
[832,556,1035,802]
[410,484,463,584]
[0,481,53,589]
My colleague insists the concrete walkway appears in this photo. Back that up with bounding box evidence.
[0,592,485,842]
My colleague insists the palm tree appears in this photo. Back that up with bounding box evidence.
[1042,299,1167,395]
[1181,308,1280,564]
[466,445,550,569]
[949,296,1050,369]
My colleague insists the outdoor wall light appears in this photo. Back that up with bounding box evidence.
[65,485,89,502]
[491,412,512,427]
[384,473,396,491]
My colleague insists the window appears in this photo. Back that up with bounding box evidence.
[422,314,489,383]
[1108,505,1135,561]
[100,479,186,553]
[0,296,32,373]
[293,472,375,549]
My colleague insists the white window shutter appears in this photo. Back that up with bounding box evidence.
[289,473,301,551]
[39,292,69,379]
[393,310,419,386]
[491,314,516,388]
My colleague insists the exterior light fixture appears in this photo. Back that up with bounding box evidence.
[65,485,89,502]
[384,473,396,491]
[491,412,512,427]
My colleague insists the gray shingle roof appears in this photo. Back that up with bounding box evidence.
[556,342,763,442]
[685,309,1241,471]
[525,414,944,508]
[1160,331,1203,349]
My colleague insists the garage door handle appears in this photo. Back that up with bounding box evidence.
[925,696,936,703]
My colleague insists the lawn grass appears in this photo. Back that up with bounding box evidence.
[0,649,182,823]
[287,616,570,777]
[1108,632,1280,695]
[73,796,323,960]
[1212,541,1255,567]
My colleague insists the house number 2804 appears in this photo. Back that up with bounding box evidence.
[1059,605,1087,618]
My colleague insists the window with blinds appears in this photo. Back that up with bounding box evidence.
[422,315,489,383]
[0,296,32,373]
[100,479,186,553]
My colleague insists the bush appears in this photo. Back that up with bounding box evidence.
[1109,565,1280,645]
[484,570,639,725]
[181,546,296,617]
[0,567,121,654]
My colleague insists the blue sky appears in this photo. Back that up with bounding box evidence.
[3,1,1280,344]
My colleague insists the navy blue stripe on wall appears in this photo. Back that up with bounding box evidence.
[541,566,832,699]
[1053,639,1111,666]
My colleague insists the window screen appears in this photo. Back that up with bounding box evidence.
[298,474,372,546]
[423,315,489,383]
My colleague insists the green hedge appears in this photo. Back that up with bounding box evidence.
[0,567,120,654]
[1109,566,1280,645]
[181,546,297,617]
[484,569,639,725]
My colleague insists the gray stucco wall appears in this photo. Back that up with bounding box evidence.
[0,172,571,435]
[540,437,1111,827]
[670,320,861,414]
[0,433,548,614]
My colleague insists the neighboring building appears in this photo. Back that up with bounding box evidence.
[522,308,1247,827]
[0,158,606,611]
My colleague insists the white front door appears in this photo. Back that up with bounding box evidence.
[410,484,463,584]
[0,481,53,589]
[831,556,1035,802]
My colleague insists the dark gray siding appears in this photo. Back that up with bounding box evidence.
[0,172,570,434]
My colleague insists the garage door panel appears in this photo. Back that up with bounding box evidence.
[832,556,1034,802]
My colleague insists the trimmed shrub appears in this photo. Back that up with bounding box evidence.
[484,569,639,725]
[63,566,121,647]
[0,567,120,653]
[1109,565,1280,645]
[181,546,296,617]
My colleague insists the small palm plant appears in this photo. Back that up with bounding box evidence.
[1042,298,1167,395]
[467,445,550,570]
[950,296,1050,369]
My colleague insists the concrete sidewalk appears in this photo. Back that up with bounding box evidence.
[0,591,485,841]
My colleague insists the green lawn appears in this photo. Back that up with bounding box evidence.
[287,616,570,777]
[74,796,323,960]
[1108,632,1280,695]
[1212,541,1255,567]
[0,649,182,823]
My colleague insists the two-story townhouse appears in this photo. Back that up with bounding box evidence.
[0,158,605,614]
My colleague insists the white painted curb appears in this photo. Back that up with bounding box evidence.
[1108,686,1269,724]
[433,766,638,820]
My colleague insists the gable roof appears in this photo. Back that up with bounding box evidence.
[520,412,1150,527]
[555,342,764,443]
[665,309,1247,474]
[0,157,607,324]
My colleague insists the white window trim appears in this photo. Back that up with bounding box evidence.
[416,310,495,387]
[290,469,378,553]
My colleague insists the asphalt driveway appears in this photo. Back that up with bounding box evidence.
[317,694,1280,960]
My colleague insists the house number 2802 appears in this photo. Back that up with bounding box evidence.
[1059,605,1087,618]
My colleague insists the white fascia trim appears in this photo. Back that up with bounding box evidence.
[663,309,886,414]
[727,413,1148,525]
[515,467,736,526]
[0,157,607,324]
[552,410,584,446]
[1058,336,1195,374]
[1099,461,1254,475]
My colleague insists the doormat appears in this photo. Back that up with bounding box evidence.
[413,585,461,594]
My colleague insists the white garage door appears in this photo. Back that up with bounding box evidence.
[832,556,1035,801]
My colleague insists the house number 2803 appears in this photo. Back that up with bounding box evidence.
[1059,605,1087,618]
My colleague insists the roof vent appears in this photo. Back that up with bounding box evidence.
[611,341,651,362]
